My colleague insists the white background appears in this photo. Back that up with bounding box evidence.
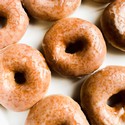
[0,0,125,125]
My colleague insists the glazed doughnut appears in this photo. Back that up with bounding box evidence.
[25,95,89,125]
[42,18,106,77]
[81,66,125,125]
[101,0,125,51]
[21,0,81,21]
[0,0,29,49]
[0,44,51,111]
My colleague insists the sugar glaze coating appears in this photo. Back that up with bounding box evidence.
[25,95,89,125]
[0,0,29,49]
[21,0,81,21]
[101,0,125,51]
[81,66,125,125]
[0,44,51,111]
[42,18,106,77]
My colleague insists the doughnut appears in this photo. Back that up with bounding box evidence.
[0,44,51,112]
[42,18,106,77]
[21,0,81,21]
[25,95,89,125]
[0,0,29,49]
[81,66,125,125]
[100,0,125,51]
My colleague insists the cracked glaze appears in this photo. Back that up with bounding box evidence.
[101,0,125,51]
[81,66,125,125]
[0,0,29,49]
[0,44,51,111]
[42,18,106,77]
[21,0,81,21]
[25,95,89,125]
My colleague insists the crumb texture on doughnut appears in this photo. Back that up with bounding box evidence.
[0,44,51,111]
[25,95,89,125]
[81,66,125,125]
[42,18,106,77]
[22,0,81,21]
[0,0,29,49]
[101,0,125,51]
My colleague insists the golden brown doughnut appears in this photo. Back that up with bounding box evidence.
[81,66,125,125]
[25,95,89,125]
[100,0,125,51]
[42,18,106,77]
[0,44,51,112]
[21,0,81,21]
[0,0,29,49]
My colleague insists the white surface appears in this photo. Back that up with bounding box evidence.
[0,1,125,125]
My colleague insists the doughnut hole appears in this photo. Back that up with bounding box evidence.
[107,91,125,122]
[65,39,86,54]
[61,121,73,125]
[0,16,7,29]
[14,71,26,84]
[61,123,67,125]
[107,91,125,107]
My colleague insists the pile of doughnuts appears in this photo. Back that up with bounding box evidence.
[0,0,125,124]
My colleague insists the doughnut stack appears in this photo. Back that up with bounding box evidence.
[0,0,125,125]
